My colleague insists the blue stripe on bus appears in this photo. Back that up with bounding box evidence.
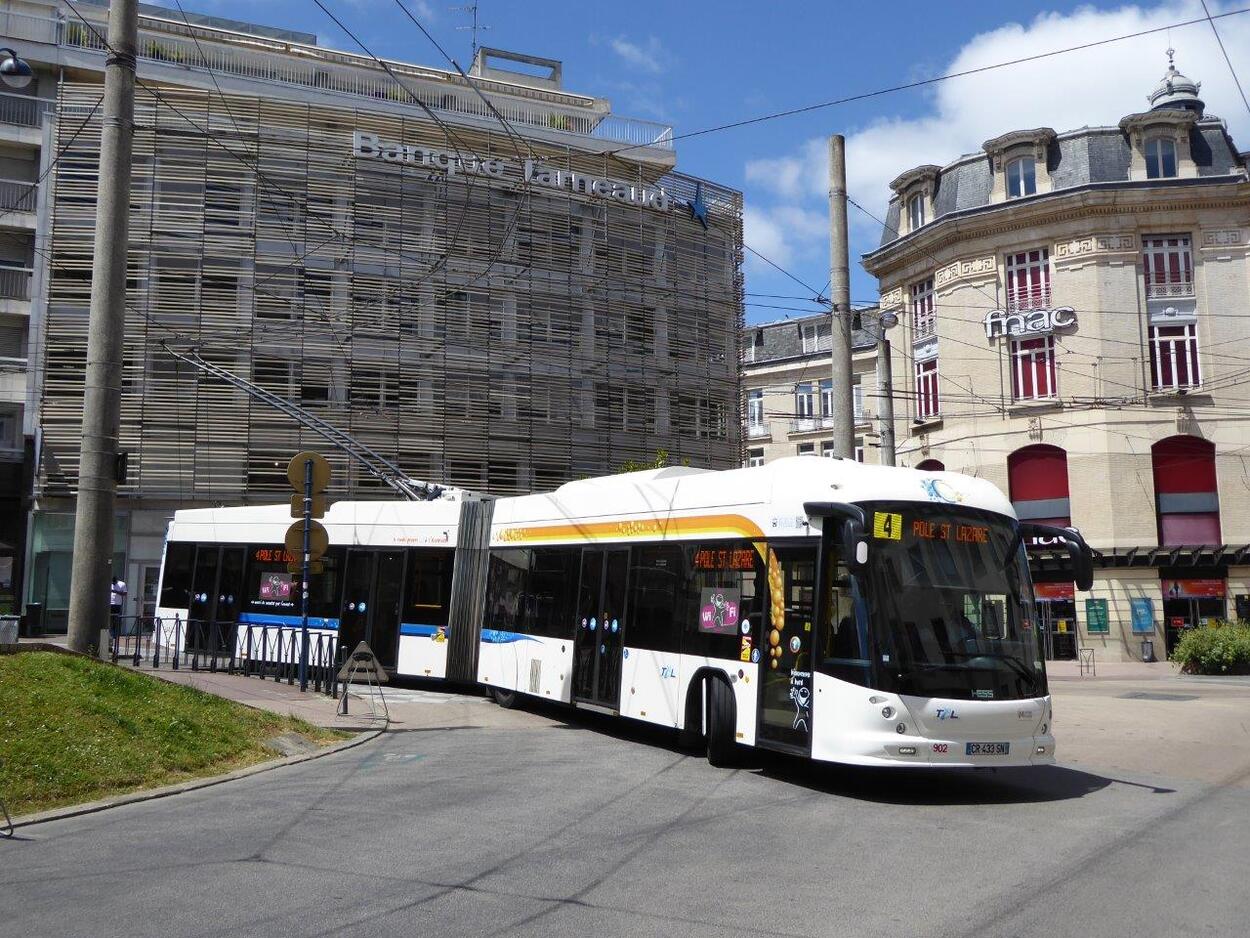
[238,612,340,630]
[399,623,449,637]
[481,629,538,644]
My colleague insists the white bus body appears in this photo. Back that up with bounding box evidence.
[158,457,1080,768]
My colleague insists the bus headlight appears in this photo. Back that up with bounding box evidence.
[881,706,895,719]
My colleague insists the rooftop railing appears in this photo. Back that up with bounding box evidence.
[60,13,675,151]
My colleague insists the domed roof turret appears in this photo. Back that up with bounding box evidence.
[1149,49,1204,116]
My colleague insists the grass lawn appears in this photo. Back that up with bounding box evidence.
[1,651,347,817]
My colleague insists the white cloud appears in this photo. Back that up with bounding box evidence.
[744,1,1250,279]
[743,204,827,271]
[609,36,667,75]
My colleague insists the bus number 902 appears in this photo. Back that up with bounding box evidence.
[932,743,949,754]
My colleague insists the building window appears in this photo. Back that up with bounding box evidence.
[1011,335,1057,401]
[854,442,864,463]
[853,383,864,422]
[1150,323,1200,390]
[797,442,815,456]
[1145,137,1178,179]
[1151,435,1219,545]
[1006,157,1036,198]
[910,278,935,339]
[746,447,764,468]
[747,389,765,429]
[1005,248,1050,310]
[907,193,925,231]
[914,357,939,420]
[795,382,816,422]
[819,379,834,419]
[821,440,837,458]
[1142,235,1194,298]
[1008,444,1071,526]
[801,321,831,353]
[744,329,764,362]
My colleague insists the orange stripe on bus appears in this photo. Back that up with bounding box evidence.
[495,513,765,545]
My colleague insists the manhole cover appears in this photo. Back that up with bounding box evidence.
[1117,692,1199,701]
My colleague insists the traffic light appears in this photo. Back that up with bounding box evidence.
[286,451,330,574]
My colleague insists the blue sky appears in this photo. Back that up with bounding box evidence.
[153,1,1250,323]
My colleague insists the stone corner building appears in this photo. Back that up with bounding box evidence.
[862,52,1250,661]
[2,0,744,630]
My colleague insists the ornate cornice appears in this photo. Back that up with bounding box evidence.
[1199,228,1248,252]
[1052,234,1137,264]
[982,127,1056,157]
[880,287,904,310]
[889,164,941,193]
[934,255,997,290]
[1119,109,1197,134]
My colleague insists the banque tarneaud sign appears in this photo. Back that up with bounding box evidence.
[983,306,1076,340]
[352,130,692,218]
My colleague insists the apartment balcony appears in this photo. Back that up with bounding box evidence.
[0,178,38,223]
[790,414,869,435]
[59,11,675,158]
[1005,289,1052,312]
[0,266,33,301]
[746,423,771,440]
[0,90,55,132]
[1145,280,1195,300]
[0,8,60,45]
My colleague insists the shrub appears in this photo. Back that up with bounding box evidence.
[1171,620,1250,675]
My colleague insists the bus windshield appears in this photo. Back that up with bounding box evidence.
[861,502,1044,701]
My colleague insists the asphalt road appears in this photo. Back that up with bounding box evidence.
[4,675,1250,938]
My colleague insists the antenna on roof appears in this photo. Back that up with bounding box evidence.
[449,3,491,62]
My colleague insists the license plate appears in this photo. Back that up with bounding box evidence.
[965,742,1010,756]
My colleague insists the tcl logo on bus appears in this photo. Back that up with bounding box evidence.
[935,708,959,720]
[932,743,949,754]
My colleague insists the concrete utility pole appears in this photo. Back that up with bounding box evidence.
[827,135,854,459]
[66,0,138,654]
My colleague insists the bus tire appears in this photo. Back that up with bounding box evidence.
[491,686,517,709]
[706,678,739,767]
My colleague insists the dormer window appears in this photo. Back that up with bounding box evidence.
[1006,157,1036,198]
[1145,136,1178,178]
[907,193,925,230]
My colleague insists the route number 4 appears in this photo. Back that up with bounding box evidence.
[873,512,903,541]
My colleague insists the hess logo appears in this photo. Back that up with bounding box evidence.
[935,708,959,721]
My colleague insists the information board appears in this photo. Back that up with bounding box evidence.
[1084,598,1109,634]
[1130,597,1155,634]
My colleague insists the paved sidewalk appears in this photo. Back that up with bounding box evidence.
[1046,658,1178,681]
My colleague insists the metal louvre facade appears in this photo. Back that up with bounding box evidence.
[38,82,744,504]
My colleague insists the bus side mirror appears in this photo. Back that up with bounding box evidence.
[843,520,868,570]
[1020,523,1094,591]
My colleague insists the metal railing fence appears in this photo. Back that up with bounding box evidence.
[108,615,341,696]
[0,266,33,300]
[0,178,38,213]
[0,90,55,129]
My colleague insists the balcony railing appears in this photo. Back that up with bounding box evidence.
[790,413,868,434]
[61,14,674,151]
[746,423,770,439]
[1145,280,1195,300]
[0,266,33,301]
[0,90,55,129]
[0,178,38,213]
[0,10,60,45]
[1005,289,1052,312]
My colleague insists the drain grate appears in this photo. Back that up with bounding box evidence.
[1117,691,1199,701]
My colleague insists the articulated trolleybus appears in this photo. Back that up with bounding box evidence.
[157,457,1092,768]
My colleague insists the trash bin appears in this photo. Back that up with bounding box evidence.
[0,614,18,644]
[1140,639,1155,663]
[22,602,43,638]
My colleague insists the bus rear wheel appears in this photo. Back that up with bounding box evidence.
[491,687,517,709]
[706,678,740,767]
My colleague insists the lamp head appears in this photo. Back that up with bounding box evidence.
[0,48,33,89]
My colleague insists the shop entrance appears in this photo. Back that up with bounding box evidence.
[1161,577,1227,655]
[1033,582,1077,660]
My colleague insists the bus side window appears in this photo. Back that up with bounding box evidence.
[159,542,195,608]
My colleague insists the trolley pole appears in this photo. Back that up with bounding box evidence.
[66,0,138,654]
[299,456,312,692]
[827,135,855,459]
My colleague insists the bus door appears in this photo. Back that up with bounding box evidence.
[370,551,404,669]
[757,544,816,754]
[187,546,244,653]
[572,548,629,708]
[337,550,375,663]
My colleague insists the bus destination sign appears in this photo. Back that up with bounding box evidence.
[693,548,756,571]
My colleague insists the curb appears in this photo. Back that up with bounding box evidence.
[9,724,385,831]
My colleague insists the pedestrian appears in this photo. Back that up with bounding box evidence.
[110,576,127,638]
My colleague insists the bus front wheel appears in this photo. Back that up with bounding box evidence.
[706,678,739,767]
